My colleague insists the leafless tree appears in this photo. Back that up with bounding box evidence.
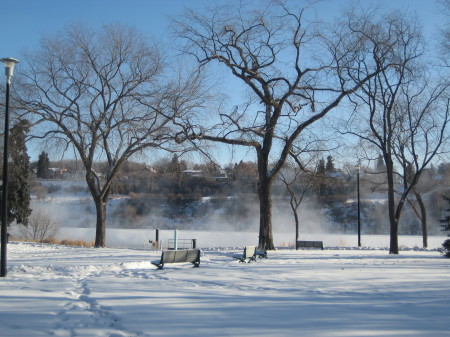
[13,23,206,247]
[173,1,396,249]
[345,10,450,254]
[279,142,322,247]
[18,210,60,242]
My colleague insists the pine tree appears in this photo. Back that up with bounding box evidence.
[440,195,450,257]
[325,155,335,172]
[316,159,326,196]
[316,159,325,174]
[0,120,32,225]
[37,151,49,179]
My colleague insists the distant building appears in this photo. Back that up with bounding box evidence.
[47,167,68,179]
[212,170,230,182]
[182,170,205,178]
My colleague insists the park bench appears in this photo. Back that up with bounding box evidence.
[296,240,324,250]
[151,249,201,270]
[233,246,257,263]
[256,245,267,258]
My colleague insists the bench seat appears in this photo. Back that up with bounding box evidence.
[296,240,324,250]
[152,249,201,270]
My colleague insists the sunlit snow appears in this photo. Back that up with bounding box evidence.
[1,234,449,337]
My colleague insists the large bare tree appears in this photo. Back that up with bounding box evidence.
[345,11,450,254]
[173,1,395,249]
[14,23,206,247]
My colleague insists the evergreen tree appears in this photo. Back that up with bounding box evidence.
[0,120,32,225]
[440,195,450,257]
[37,151,49,179]
[316,159,326,174]
[325,155,335,172]
[316,159,326,196]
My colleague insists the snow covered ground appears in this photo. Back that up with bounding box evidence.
[1,235,449,337]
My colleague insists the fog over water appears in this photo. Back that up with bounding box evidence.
[20,179,446,249]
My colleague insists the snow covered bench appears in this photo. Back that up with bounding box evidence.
[151,249,201,270]
[296,240,324,250]
[233,246,257,263]
[256,245,267,258]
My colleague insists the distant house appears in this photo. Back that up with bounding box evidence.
[182,170,205,178]
[212,170,230,182]
[71,169,103,180]
[47,167,67,179]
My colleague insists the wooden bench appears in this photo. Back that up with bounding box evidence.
[233,246,257,263]
[256,245,267,258]
[296,240,324,250]
[151,249,201,270]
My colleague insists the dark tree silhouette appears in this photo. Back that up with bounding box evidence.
[36,151,49,179]
[440,195,450,257]
[1,120,31,225]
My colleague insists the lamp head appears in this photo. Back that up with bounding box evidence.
[0,57,20,80]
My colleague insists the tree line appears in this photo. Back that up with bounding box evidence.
[3,0,449,253]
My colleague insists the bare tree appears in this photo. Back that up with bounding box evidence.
[173,1,394,249]
[345,10,450,254]
[279,144,321,247]
[18,210,60,242]
[14,23,206,247]
[407,187,428,247]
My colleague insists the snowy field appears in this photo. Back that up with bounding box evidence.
[1,233,449,337]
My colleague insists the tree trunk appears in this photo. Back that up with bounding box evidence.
[86,171,110,248]
[386,161,399,254]
[286,188,300,249]
[258,176,275,250]
[415,191,428,248]
[94,197,107,247]
[294,207,299,250]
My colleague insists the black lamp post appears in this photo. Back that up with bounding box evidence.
[1,57,19,278]
[355,163,361,248]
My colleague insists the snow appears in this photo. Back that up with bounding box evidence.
[1,235,449,337]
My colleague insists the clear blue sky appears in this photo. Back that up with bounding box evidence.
[0,0,447,165]
[1,0,446,62]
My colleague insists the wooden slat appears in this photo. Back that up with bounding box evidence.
[296,241,323,249]
[158,249,200,266]
[244,246,256,258]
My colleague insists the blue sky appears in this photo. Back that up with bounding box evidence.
[1,0,446,61]
[0,0,447,165]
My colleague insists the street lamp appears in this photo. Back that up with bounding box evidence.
[355,163,361,248]
[1,57,19,277]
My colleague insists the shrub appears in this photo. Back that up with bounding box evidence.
[67,184,86,194]
[60,239,95,247]
[47,184,62,194]
[18,210,60,242]
[31,185,48,200]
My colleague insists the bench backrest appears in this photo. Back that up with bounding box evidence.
[244,246,256,258]
[162,249,200,264]
[296,241,323,249]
